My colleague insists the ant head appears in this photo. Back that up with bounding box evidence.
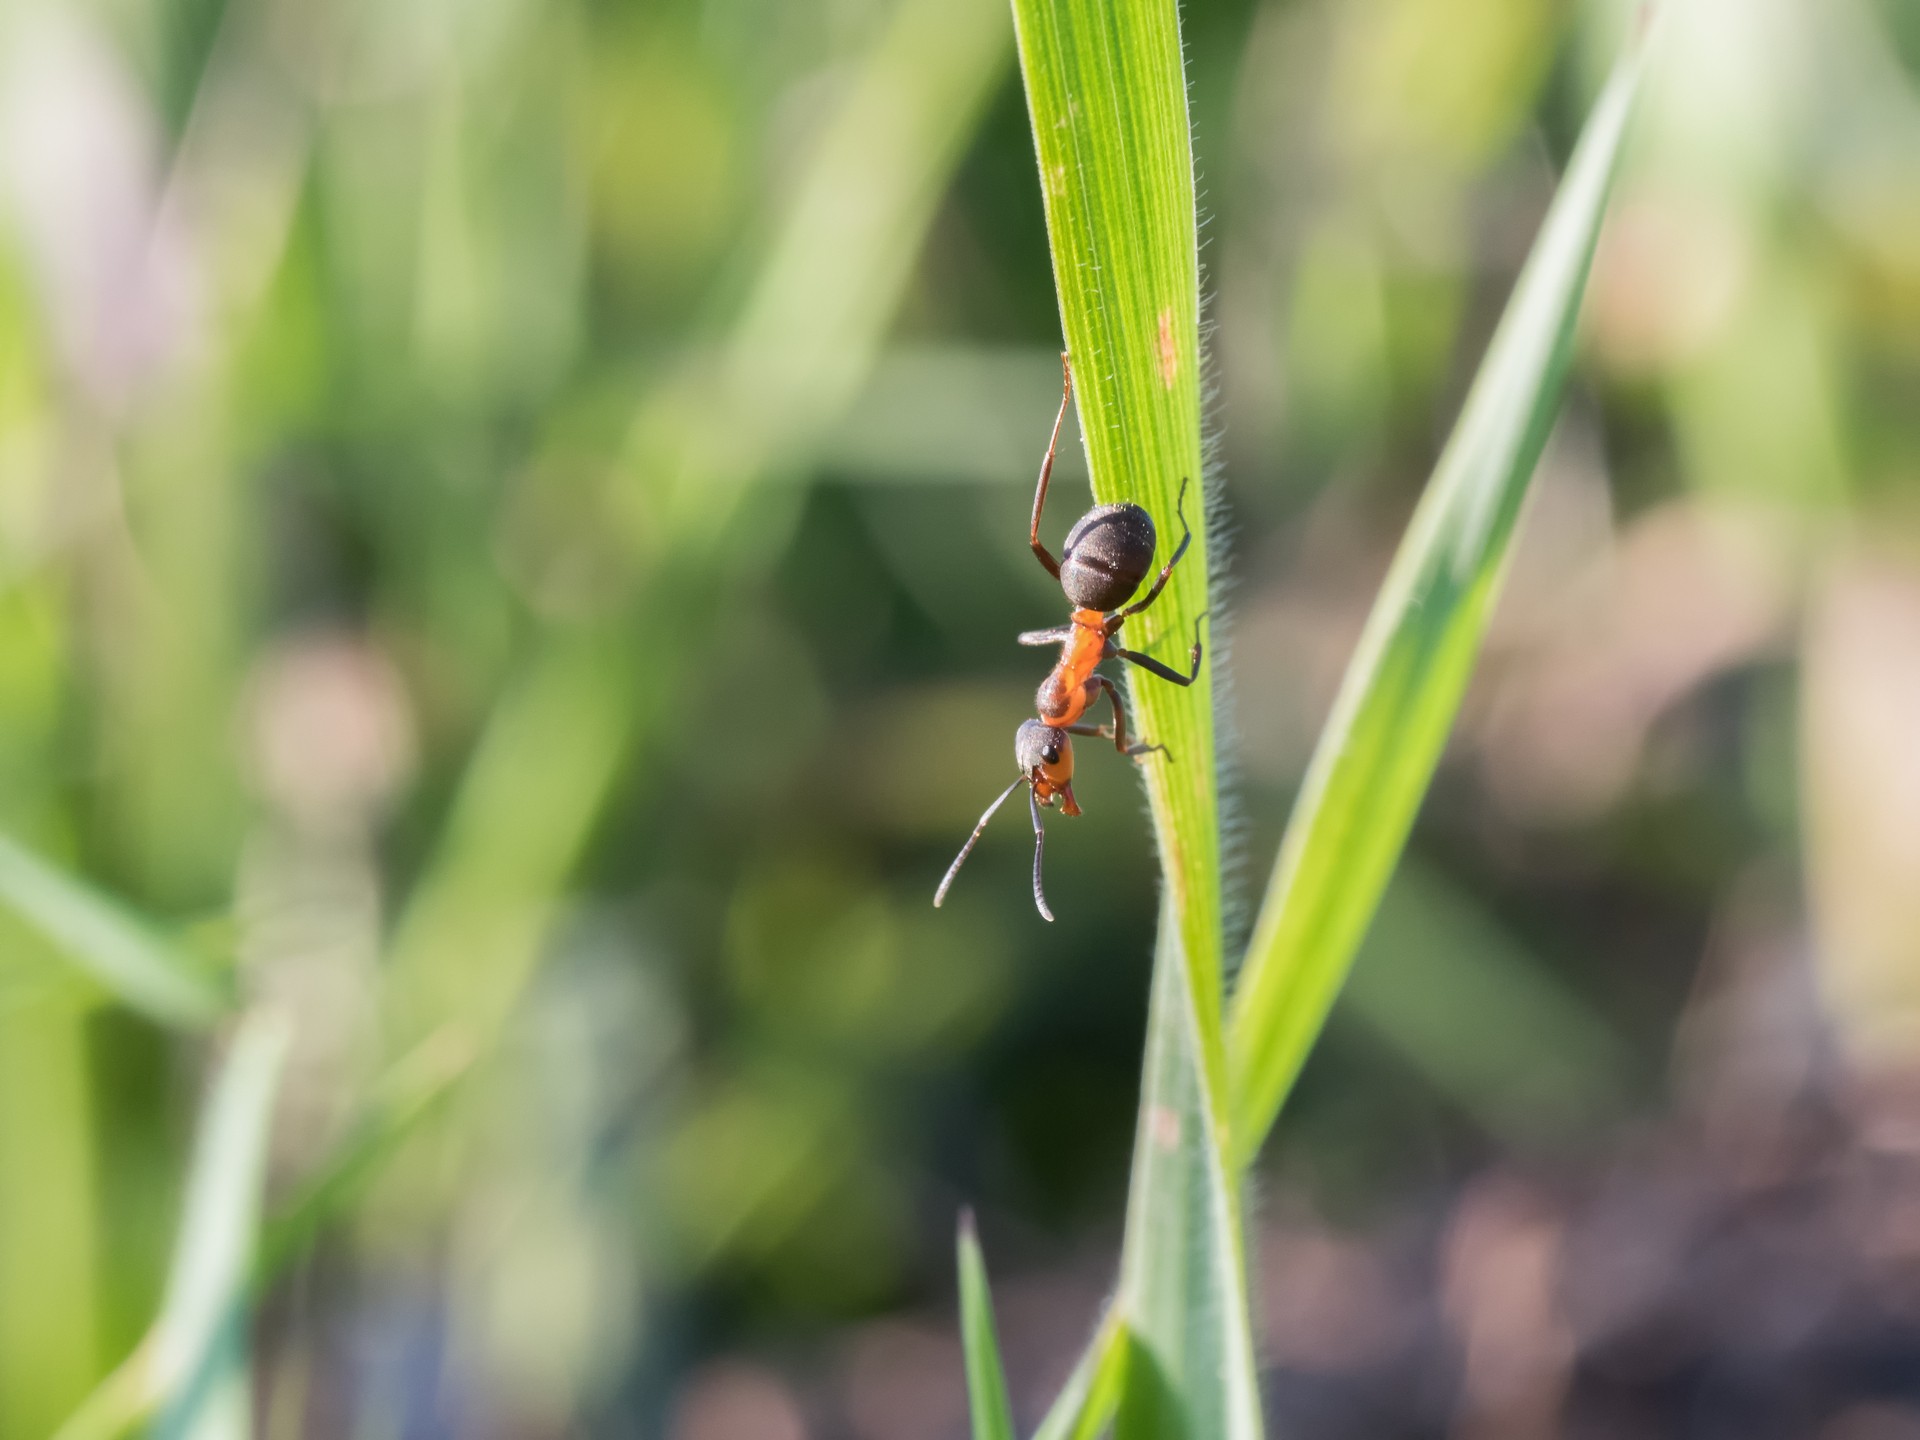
[1016,718,1071,779]
[935,722,1071,922]
[1060,502,1157,611]
[1016,719,1079,814]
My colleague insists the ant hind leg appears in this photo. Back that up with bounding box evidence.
[1111,612,1205,688]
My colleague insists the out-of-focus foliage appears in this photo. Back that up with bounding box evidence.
[0,0,1917,1434]
[55,1013,285,1440]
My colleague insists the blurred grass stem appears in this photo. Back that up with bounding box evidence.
[53,1012,288,1440]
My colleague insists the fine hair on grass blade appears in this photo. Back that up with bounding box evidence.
[957,1214,1017,1440]
[1225,15,1657,1171]
[0,833,228,1029]
[53,1011,289,1440]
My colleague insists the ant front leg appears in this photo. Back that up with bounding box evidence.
[1028,353,1074,581]
[1063,676,1167,759]
[1105,476,1193,634]
[1110,612,1206,688]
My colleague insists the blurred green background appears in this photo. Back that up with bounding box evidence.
[2,0,1919,1435]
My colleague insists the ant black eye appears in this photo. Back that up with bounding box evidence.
[1043,747,1059,763]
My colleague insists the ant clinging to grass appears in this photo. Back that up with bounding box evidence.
[934,354,1206,921]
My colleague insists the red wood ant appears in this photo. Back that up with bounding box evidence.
[934,355,1204,921]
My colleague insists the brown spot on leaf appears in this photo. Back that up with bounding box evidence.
[1157,307,1179,388]
[1150,1104,1181,1151]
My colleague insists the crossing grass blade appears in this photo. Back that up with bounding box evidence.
[0,833,228,1029]
[957,1214,1017,1440]
[1114,915,1262,1439]
[1224,18,1655,1172]
[52,1012,289,1440]
[1030,1311,1128,1440]
[1011,0,1260,1430]
[254,1026,475,1285]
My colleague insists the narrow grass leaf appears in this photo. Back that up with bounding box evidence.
[957,1215,1017,1440]
[1011,0,1223,1064]
[1225,23,1654,1170]
[0,833,227,1029]
[53,1011,289,1440]
[1030,1310,1128,1440]
[1115,914,1262,1440]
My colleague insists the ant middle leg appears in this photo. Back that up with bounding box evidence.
[1028,353,1074,582]
[1065,675,1167,759]
[1106,476,1193,634]
[1110,612,1205,688]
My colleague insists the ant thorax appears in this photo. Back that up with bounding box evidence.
[1034,612,1109,724]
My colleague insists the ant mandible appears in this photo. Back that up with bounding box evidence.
[934,354,1205,921]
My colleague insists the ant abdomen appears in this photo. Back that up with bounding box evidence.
[1060,502,1157,612]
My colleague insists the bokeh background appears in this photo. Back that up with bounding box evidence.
[2,0,1919,1435]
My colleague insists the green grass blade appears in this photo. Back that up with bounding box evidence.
[1011,0,1222,1065]
[957,1214,1017,1440]
[1225,21,1654,1171]
[1030,1310,1128,1440]
[0,998,102,1437]
[1115,915,1262,1440]
[52,1011,288,1440]
[1011,0,1260,1431]
[382,632,635,1052]
[0,833,228,1029]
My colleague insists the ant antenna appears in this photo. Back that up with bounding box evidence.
[934,775,1028,911]
[1027,783,1053,922]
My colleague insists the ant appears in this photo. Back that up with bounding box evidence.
[934,355,1205,921]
